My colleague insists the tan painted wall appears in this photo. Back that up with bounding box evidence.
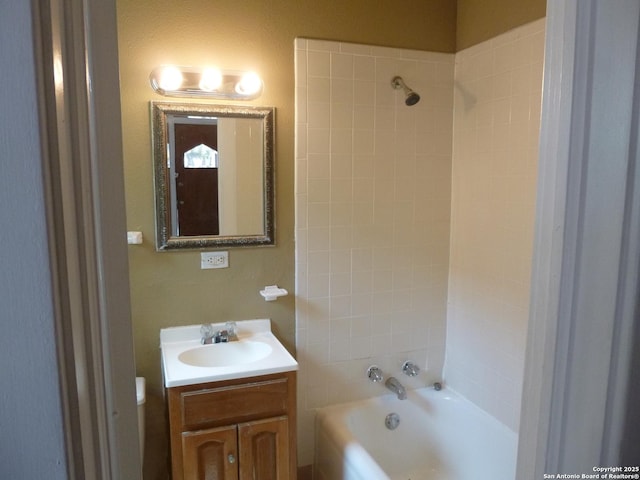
[457,0,546,50]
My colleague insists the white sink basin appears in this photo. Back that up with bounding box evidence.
[160,319,298,387]
[178,340,273,367]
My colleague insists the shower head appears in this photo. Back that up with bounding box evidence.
[391,76,421,106]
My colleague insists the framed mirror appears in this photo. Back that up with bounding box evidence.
[151,102,275,250]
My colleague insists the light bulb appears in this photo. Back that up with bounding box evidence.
[199,68,222,92]
[158,66,183,91]
[235,72,262,96]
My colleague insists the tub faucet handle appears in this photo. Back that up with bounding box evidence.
[367,365,384,383]
[402,361,420,377]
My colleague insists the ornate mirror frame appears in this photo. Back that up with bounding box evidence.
[151,102,275,250]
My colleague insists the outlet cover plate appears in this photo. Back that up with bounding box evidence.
[201,251,229,269]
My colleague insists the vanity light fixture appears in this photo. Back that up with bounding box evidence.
[149,65,263,100]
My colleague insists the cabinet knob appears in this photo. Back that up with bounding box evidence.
[228,454,236,464]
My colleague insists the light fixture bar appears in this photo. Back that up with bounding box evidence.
[149,65,263,100]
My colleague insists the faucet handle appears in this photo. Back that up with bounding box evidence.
[367,365,384,383]
[402,361,420,377]
[200,324,215,344]
[224,321,238,340]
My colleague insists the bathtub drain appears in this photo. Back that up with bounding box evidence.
[385,412,400,430]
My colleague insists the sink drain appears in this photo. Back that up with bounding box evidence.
[385,412,400,430]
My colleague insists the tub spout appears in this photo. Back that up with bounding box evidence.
[385,376,407,400]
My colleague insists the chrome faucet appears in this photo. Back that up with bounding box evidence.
[385,376,407,400]
[200,322,238,344]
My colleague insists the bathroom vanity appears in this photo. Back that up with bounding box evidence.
[161,320,298,480]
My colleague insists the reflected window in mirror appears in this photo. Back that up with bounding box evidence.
[184,144,218,169]
[151,102,275,250]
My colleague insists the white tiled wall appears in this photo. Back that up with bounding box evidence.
[294,38,454,465]
[294,18,545,466]
[445,19,545,431]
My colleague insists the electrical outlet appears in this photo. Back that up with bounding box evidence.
[201,251,229,269]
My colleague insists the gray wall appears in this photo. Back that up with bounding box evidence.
[0,2,68,478]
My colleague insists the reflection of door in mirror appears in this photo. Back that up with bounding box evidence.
[173,120,219,236]
[151,102,275,249]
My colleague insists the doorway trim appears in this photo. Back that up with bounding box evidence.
[33,0,140,477]
[519,0,640,475]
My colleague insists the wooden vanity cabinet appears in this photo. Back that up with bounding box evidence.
[167,371,297,480]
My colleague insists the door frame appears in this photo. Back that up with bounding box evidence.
[33,0,140,477]
[518,0,640,475]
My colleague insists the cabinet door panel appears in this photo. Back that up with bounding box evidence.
[182,425,238,480]
[238,416,289,480]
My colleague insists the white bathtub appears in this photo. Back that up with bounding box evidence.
[314,387,517,480]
